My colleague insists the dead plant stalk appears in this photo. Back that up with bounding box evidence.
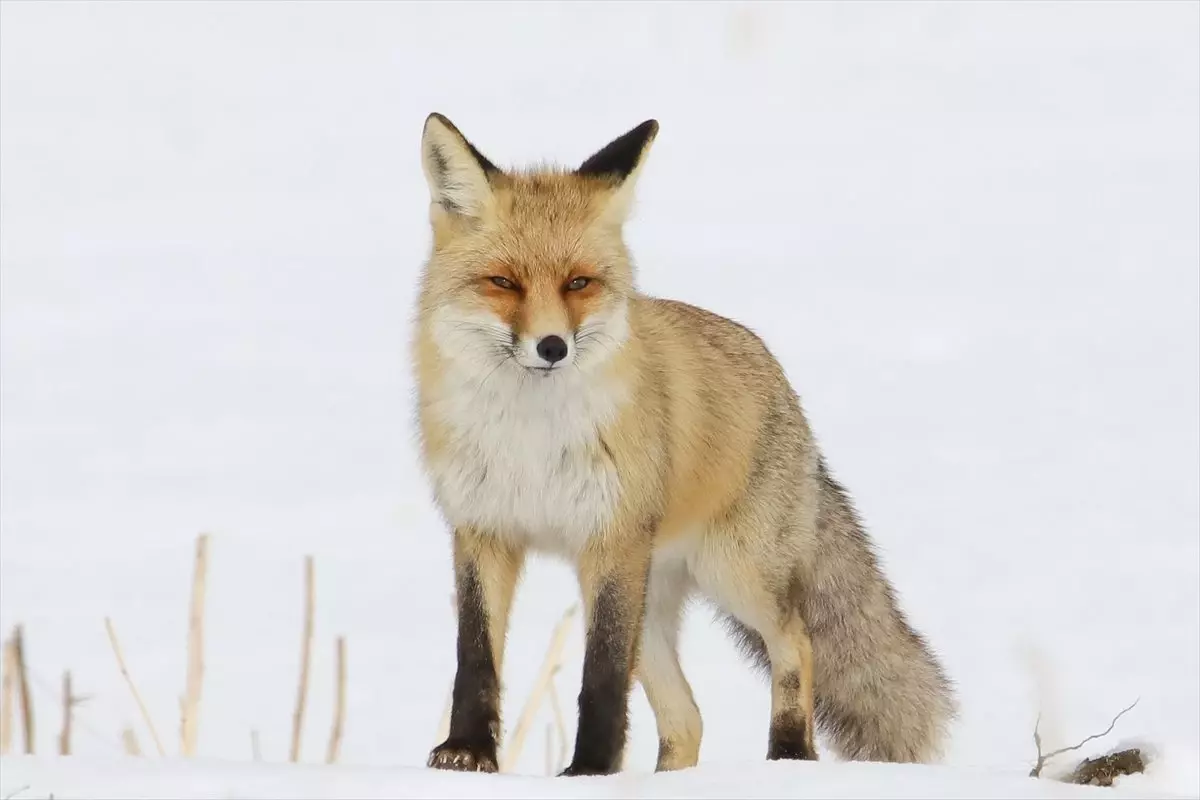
[289,555,315,763]
[104,617,166,756]
[181,533,210,757]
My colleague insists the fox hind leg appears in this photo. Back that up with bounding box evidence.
[763,604,818,761]
[692,529,818,762]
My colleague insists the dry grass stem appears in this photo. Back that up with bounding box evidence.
[289,555,315,763]
[58,671,74,755]
[500,604,578,772]
[103,617,166,756]
[12,626,34,755]
[1,637,15,754]
[181,533,210,757]
[325,636,347,764]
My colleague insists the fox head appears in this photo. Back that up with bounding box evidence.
[416,113,657,378]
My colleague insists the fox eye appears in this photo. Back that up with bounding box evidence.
[489,276,517,290]
[566,277,591,291]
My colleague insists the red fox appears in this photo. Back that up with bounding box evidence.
[413,113,956,776]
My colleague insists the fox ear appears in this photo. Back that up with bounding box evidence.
[577,119,659,222]
[421,113,499,218]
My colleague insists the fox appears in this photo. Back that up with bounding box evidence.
[412,113,957,777]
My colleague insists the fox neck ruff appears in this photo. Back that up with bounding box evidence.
[421,300,633,556]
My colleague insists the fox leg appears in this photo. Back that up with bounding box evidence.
[693,537,818,762]
[637,559,703,771]
[762,609,818,761]
[560,533,653,777]
[428,528,525,773]
[731,595,817,761]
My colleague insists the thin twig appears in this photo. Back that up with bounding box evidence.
[325,636,347,764]
[12,626,34,755]
[104,617,166,756]
[181,533,210,757]
[58,671,74,755]
[1,637,15,754]
[500,604,578,773]
[1031,698,1140,778]
[289,555,315,763]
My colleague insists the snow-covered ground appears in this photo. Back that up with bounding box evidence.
[0,750,1194,800]
[1,1,1196,798]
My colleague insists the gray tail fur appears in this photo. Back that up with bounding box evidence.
[722,457,957,763]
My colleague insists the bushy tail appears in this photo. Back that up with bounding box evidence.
[724,458,958,763]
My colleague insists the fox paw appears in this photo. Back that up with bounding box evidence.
[558,761,614,777]
[427,740,498,773]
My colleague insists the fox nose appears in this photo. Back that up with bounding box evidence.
[536,335,568,365]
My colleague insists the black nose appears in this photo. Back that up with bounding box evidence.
[536,335,568,364]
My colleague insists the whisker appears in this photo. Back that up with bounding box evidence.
[575,328,623,362]
[470,353,514,406]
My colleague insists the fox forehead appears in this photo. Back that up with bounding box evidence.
[486,174,620,265]
[497,170,607,219]
[445,209,626,286]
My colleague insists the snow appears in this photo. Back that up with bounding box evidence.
[1,1,1197,798]
[1,753,1194,800]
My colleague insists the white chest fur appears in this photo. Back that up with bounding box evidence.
[421,316,628,555]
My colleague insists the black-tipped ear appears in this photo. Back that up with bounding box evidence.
[426,113,501,177]
[576,120,659,182]
[422,113,501,217]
